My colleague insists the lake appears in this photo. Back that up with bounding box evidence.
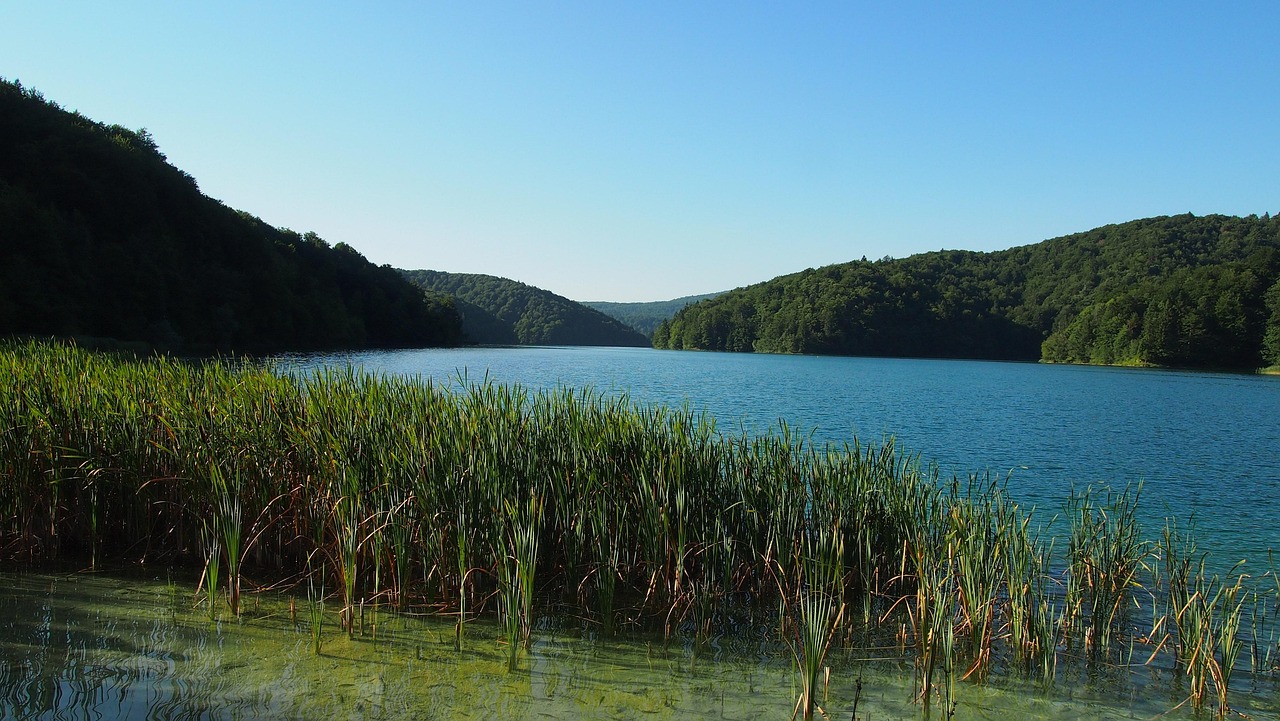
[4,344,1279,721]
[287,346,1280,571]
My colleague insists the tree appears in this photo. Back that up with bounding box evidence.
[0,79,463,353]
[1264,278,1280,366]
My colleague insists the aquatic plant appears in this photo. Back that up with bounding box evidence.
[780,524,845,721]
[999,502,1041,673]
[497,492,542,669]
[210,464,244,616]
[896,474,952,705]
[307,557,325,655]
[200,515,221,620]
[1249,553,1280,677]
[1161,519,1250,718]
[2,340,1278,718]
[949,478,1004,682]
[1064,485,1146,658]
[512,493,542,650]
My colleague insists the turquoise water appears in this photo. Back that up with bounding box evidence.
[287,346,1280,571]
[3,571,1275,720]
[5,348,1279,720]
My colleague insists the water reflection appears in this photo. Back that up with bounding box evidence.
[3,571,1276,720]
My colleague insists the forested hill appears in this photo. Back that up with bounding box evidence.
[0,79,462,354]
[584,293,722,337]
[654,214,1280,369]
[400,270,651,347]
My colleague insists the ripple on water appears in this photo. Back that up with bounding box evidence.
[1,572,1277,720]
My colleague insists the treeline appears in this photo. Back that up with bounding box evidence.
[401,269,650,347]
[1042,264,1279,367]
[655,254,1044,359]
[0,79,461,354]
[584,292,723,337]
[654,214,1280,369]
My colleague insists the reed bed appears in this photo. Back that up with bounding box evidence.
[1,340,1276,717]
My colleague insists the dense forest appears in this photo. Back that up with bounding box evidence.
[400,270,650,347]
[584,292,722,337]
[655,214,1280,369]
[0,79,462,354]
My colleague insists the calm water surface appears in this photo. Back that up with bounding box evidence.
[289,346,1280,570]
[4,571,1274,720]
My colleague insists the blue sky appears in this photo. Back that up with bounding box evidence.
[3,2,1278,302]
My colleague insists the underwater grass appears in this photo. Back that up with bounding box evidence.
[1,339,1277,715]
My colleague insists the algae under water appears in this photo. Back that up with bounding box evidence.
[2,571,1276,720]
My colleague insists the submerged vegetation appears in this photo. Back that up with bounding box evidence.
[1,340,1278,717]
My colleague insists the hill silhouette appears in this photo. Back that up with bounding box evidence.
[400,270,650,347]
[584,293,722,337]
[0,79,461,354]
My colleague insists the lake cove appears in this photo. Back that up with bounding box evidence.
[3,341,1279,719]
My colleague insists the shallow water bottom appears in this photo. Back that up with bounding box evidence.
[0,571,1275,720]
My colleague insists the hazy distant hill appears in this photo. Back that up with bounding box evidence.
[0,79,462,354]
[400,270,651,347]
[583,293,723,337]
[654,214,1280,369]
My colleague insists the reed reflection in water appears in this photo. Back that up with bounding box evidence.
[4,571,1275,721]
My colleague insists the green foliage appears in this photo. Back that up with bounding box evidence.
[400,269,649,347]
[3,340,1274,716]
[657,254,1043,360]
[1264,277,1280,367]
[655,214,1280,369]
[0,79,462,354]
[1045,262,1274,368]
[583,292,724,337]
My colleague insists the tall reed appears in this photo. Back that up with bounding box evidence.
[1162,519,1249,718]
[5,340,1278,717]
[498,492,542,669]
[209,464,244,616]
[307,556,325,654]
[1251,553,1280,676]
[949,477,1004,682]
[1064,485,1146,658]
[780,523,845,721]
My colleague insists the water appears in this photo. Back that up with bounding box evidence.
[286,346,1280,570]
[3,571,1274,720]
[6,346,1280,719]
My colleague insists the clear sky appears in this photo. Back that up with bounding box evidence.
[3,2,1278,302]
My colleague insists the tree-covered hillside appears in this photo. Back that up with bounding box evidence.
[0,79,461,354]
[400,270,650,347]
[654,214,1280,369]
[584,293,722,337]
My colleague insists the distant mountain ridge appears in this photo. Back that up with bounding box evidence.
[583,293,723,337]
[654,214,1280,369]
[0,79,462,354]
[400,270,650,347]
